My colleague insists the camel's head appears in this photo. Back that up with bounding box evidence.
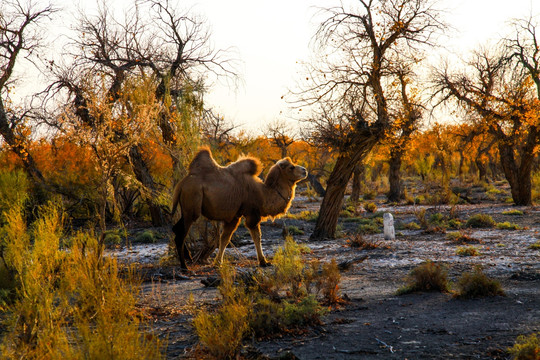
[265,157,307,187]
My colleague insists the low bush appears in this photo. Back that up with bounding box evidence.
[402,221,421,230]
[508,332,540,360]
[496,222,521,230]
[0,203,163,359]
[357,222,381,234]
[446,231,477,244]
[397,261,450,295]
[134,229,157,243]
[456,246,480,256]
[348,234,387,249]
[502,209,524,216]
[286,210,318,222]
[285,225,304,236]
[465,214,496,228]
[455,267,504,299]
[528,241,540,250]
[364,202,377,213]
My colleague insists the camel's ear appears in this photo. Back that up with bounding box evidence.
[265,164,281,188]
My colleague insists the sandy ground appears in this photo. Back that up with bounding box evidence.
[112,196,540,359]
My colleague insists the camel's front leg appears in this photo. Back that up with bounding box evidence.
[247,224,270,267]
[214,218,241,266]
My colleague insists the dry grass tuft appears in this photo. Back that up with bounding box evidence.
[397,261,450,295]
[455,267,505,299]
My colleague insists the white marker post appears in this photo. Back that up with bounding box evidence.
[383,213,395,240]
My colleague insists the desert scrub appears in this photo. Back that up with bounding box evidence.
[455,267,504,299]
[465,213,496,228]
[193,262,250,359]
[363,201,377,213]
[508,332,540,360]
[285,210,318,222]
[348,234,387,250]
[285,225,304,236]
[0,203,163,359]
[397,261,450,295]
[496,221,521,230]
[196,239,330,348]
[446,231,477,244]
[135,229,157,243]
[502,209,524,216]
[401,221,421,230]
[529,241,540,250]
[456,245,480,256]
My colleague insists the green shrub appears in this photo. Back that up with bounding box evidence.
[286,210,318,222]
[397,261,450,295]
[0,203,163,359]
[428,212,446,226]
[363,202,377,213]
[286,226,305,236]
[193,262,249,359]
[103,229,124,246]
[502,209,524,216]
[508,332,540,360]
[466,214,496,228]
[357,222,380,234]
[455,267,504,299]
[456,246,480,256]
[402,221,421,230]
[529,241,540,250]
[135,229,156,243]
[0,169,29,215]
[496,222,521,230]
[447,219,463,229]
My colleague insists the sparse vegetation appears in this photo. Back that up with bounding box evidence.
[496,221,521,230]
[508,332,540,360]
[456,246,480,256]
[397,261,450,295]
[466,214,496,228]
[529,241,540,250]
[364,202,377,213]
[455,267,505,299]
[502,209,524,216]
[194,237,338,356]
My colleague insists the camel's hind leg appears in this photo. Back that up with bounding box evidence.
[214,217,241,266]
[172,217,194,271]
[245,215,269,267]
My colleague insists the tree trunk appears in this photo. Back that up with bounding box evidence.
[129,145,165,226]
[387,149,403,202]
[310,154,355,240]
[498,143,532,205]
[311,132,379,240]
[350,164,364,203]
[475,157,487,182]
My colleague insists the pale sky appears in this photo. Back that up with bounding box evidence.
[12,0,539,134]
[191,0,537,134]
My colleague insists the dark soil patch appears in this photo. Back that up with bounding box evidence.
[127,198,540,359]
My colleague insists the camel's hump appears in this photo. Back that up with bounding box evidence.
[188,148,219,173]
[227,156,262,176]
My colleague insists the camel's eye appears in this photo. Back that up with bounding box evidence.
[289,165,295,170]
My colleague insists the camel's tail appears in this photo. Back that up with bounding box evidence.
[171,181,182,216]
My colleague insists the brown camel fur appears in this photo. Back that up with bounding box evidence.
[171,147,307,270]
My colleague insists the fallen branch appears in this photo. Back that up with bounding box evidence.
[375,338,395,353]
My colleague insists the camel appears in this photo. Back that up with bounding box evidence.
[171,147,307,271]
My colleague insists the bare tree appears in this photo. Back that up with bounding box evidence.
[45,0,238,225]
[265,119,295,159]
[0,0,56,184]
[386,68,422,202]
[292,0,444,239]
[433,21,540,205]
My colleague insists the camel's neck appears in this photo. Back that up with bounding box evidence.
[262,182,296,217]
